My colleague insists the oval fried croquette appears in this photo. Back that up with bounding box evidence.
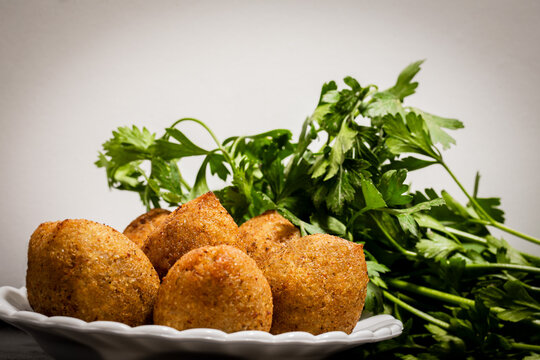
[238,210,300,268]
[123,208,171,249]
[143,192,241,279]
[263,234,369,335]
[154,245,273,332]
[26,219,160,326]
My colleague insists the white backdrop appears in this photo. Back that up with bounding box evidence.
[1,0,539,287]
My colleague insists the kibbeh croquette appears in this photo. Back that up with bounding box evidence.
[238,210,300,268]
[263,234,369,335]
[26,219,160,326]
[143,192,241,279]
[123,208,171,249]
[25,201,370,335]
[154,245,273,333]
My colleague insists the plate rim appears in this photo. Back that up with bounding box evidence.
[0,286,403,346]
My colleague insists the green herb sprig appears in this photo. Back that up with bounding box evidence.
[96,61,540,359]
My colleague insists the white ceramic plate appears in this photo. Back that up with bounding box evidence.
[0,286,402,360]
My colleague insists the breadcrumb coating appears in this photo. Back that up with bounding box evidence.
[26,219,160,326]
[154,245,273,332]
[143,192,241,279]
[263,234,369,335]
[123,208,171,249]
[238,210,300,268]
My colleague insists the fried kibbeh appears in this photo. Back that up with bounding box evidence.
[154,245,273,332]
[143,192,241,279]
[123,208,171,249]
[26,219,160,326]
[263,234,369,335]
[238,210,300,268]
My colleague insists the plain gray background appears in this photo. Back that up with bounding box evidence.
[1,0,539,287]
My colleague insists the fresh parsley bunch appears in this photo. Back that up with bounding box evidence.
[96,61,540,359]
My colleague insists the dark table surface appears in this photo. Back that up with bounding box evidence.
[0,321,52,360]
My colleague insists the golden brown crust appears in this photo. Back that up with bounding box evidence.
[26,219,160,326]
[154,245,273,332]
[238,210,300,268]
[143,192,241,279]
[123,208,171,249]
[262,234,369,335]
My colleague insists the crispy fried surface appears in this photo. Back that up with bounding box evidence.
[143,192,241,279]
[263,234,369,335]
[123,208,171,249]
[26,219,160,326]
[154,245,273,332]
[238,210,300,268]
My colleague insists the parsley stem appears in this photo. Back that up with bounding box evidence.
[490,221,540,246]
[523,253,540,264]
[443,226,487,244]
[175,170,192,191]
[464,263,540,275]
[440,161,540,246]
[439,161,493,221]
[510,342,540,352]
[370,213,418,257]
[169,118,235,165]
[168,118,249,198]
[383,290,450,329]
[469,219,540,256]
[284,117,313,177]
[389,277,540,330]
[387,278,508,314]
[445,226,540,262]
[387,278,475,307]
[505,274,540,293]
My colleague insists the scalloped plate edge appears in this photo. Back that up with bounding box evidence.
[0,286,403,345]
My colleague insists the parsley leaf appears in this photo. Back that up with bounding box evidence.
[378,169,413,206]
[416,232,464,261]
[410,108,463,150]
[383,113,441,160]
[386,60,425,101]
[360,175,387,210]
[323,121,358,181]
